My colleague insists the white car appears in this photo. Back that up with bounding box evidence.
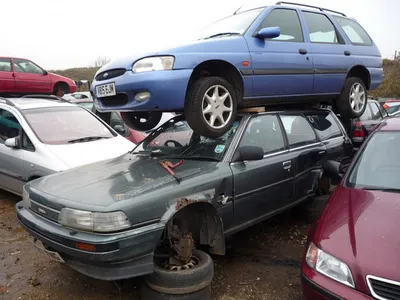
[62,91,92,101]
[0,97,134,195]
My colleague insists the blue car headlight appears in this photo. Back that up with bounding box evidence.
[132,56,174,73]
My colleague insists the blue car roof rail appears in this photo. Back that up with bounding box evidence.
[0,97,15,106]
[275,2,346,17]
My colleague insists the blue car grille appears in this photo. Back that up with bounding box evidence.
[95,69,126,81]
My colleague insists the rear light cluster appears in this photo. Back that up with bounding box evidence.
[352,121,364,142]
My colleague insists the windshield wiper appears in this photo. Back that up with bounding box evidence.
[203,32,240,39]
[67,136,109,143]
[130,150,169,157]
[361,187,400,193]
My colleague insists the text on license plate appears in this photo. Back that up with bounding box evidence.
[96,83,116,98]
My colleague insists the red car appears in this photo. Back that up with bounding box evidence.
[0,57,76,96]
[302,116,400,299]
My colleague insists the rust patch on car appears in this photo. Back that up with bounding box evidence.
[175,198,196,211]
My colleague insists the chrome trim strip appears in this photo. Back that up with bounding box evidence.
[366,274,400,300]
[263,149,289,159]
[289,142,322,152]
[325,136,345,143]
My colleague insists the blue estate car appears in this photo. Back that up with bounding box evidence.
[92,2,383,137]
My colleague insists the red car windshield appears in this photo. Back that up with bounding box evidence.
[23,106,114,145]
[346,131,400,190]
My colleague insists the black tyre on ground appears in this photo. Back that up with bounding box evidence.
[141,282,211,300]
[144,249,214,295]
[300,195,330,223]
[316,175,331,196]
[184,76,237,138]
[120,111,162,131]
[336,77,367,119]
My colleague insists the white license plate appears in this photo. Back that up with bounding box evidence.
[29,236,65,263]
[96,82,116,98]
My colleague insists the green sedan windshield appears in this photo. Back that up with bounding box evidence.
[133,116,241,161]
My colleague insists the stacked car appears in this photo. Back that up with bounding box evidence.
[2,2,397,300]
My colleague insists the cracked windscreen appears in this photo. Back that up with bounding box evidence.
[132,115,242,161]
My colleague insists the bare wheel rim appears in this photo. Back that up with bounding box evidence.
[202,85,233,129]
[161,256,199,271]
[349,83,366,114]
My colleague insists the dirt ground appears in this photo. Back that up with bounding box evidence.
[0,190,311,300]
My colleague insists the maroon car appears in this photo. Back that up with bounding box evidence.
[302,116,400,299]
[0,57,76,96]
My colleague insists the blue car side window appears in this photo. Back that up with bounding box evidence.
[258,8,304,43]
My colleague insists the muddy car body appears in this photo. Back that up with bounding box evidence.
[16,109,352,280]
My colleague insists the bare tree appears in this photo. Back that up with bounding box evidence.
[92,56,111,67]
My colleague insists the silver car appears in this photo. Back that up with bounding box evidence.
[0,97,134,195]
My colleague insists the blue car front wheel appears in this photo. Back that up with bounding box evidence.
[184,76,237,138]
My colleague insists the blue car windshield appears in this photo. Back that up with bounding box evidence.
[196,7,265,40]
[132,116,241,161]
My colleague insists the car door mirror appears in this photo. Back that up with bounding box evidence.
[113,124,125,134]
[42,70,48,75]
[5,137,19,148]
[232,146,264,162]
[255,27,280,39]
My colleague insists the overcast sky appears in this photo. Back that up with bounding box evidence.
[1,0,399,70]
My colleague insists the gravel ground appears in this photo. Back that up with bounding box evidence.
[0,190,313,300]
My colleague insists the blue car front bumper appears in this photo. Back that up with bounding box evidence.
[93,69,193,112]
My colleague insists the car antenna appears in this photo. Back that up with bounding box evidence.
[233,5,242,14]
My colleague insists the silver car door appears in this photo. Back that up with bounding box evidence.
[0,107,25,194]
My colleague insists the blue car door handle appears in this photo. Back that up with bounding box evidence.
[299,48,308,55]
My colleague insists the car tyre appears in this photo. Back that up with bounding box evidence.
[144,249,214,295]
[120,111,162,131]
[141,281,211,300]
[184,77,237,138]
[336,77,367,119]
[302,195,330,223]
[53,83,70,96]
[316,175,331,196]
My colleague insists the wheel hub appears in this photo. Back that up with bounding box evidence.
[202,85,233,129]
[161,256,199,271]
[349,83,366,114]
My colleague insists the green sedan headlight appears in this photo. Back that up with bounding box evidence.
[58,208,131,232]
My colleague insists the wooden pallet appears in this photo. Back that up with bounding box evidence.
[238,107,265,113]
